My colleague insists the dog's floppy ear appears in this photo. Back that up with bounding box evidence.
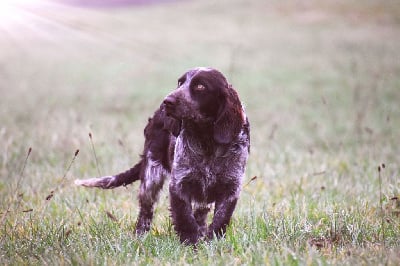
[163,116,181,137]
[213,86,243,144]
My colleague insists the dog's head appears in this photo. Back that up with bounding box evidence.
[163,67,244,144]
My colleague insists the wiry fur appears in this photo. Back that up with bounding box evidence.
[75,67,250,244]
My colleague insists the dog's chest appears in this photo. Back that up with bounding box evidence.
[172,135,231,196]
[174,135,224,170]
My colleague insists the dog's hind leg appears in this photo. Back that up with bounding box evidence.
[135,155,168,235]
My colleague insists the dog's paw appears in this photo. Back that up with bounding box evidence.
[179,232,200,245]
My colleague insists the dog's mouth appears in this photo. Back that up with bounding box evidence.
[163,104,177,118]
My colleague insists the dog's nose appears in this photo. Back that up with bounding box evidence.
[163,95,176,107]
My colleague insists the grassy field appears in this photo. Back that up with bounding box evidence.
[1,0,400,264]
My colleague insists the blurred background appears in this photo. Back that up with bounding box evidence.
[0,0,399,263]
[1,0,400,200]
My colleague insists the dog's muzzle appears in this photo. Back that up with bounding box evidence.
[163,95,177,117]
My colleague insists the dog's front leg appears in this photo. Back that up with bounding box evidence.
[169,184,199,244]
[207,194,238,239]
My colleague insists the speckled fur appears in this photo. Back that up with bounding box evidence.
[75,67,250,244]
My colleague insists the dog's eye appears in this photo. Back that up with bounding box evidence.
[194,84,206,92]
[177,78,185,87]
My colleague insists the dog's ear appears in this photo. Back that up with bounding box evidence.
[213,86,243,144]
[163,116,181,137]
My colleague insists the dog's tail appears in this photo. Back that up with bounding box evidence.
[74,161,142,189]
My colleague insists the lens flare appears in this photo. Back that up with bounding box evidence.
[0,0,41,27]
[0,0,21,21]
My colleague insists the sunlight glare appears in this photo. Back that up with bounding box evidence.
[0,0,44,26]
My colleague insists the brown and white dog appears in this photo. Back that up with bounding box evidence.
[75,67,250,244]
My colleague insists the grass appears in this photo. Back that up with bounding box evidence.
[1,0,400,264]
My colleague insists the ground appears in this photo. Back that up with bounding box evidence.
[0,0,399,265]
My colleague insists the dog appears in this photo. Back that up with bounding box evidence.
[75,67,250,244]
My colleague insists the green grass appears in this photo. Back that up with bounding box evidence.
[1,0,400,264]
